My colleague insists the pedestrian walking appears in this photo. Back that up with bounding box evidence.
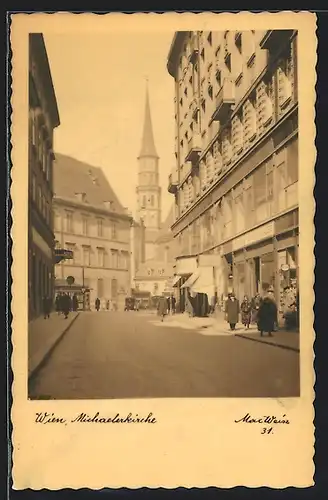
[95,297,100,312]
[55,293,62,315]
[251,292,262,329]
[61,293,71,319]
[171,295,176,314]
[167,296,171,315]
[240,295,252,329]
[225,293,239,331]
[157,295,167,322]
[257,292,278,337]
[42,296,51,319]
[106,299,110,311]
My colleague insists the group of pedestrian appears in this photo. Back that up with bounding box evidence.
[225,287,278,336]
[55,292,77,319]
[95,297,117,311]
[157,294,176,322]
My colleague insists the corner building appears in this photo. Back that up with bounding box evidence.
[28,34,60,320]
[167,30,298,320]
[53,154,144,311]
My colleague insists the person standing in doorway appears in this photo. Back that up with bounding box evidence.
[225,293,240,331]
[95,297,100,312]
[241,295,252,329]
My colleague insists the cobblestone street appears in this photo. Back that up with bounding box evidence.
[29,311,300,399]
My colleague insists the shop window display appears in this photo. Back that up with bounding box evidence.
[260,252,275,293]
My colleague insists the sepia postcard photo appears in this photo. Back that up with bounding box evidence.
[10,11,316,489]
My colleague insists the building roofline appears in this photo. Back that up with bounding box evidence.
[30,33,60,128]
[167,31,189,78]
[53,196,133,222]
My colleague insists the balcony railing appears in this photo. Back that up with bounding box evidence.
[260,30,295,51]
[185,133,202,163]
[168,169,179,194]
[211,78,236,123]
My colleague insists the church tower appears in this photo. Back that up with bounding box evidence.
[136,83,162,261]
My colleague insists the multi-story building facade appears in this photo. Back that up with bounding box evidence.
[53,153,144,310]
[167,30,298,319]
[136,86,162,261]
[28,33,60,320]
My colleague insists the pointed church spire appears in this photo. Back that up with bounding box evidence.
[139,81,159,158]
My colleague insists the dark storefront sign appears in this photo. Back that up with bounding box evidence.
[54,248,73,264]
[246,241,274,260]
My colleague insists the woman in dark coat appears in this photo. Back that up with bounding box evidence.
[55,293,62,315]
[240,295,252,329]
[257,295,278,337]
[225,293,240,331]
[251,293,262,327]
[42,296,51,319]
[157,296,168,322]
[61,293,71,319]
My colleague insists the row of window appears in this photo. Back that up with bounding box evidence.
[176,34,297,171]
[54,211,121,240]
[179,30,257,74]
[178,140,298,255]
[79,277,120,299]
[30,173,51,225]
[178,77,296,210]
[178,48,295,172]
[57,243,130,269]
[29,108,53,185]
[177,31,263,125]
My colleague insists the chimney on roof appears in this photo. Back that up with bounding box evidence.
[104,200,114,210]
[75,192,87,202]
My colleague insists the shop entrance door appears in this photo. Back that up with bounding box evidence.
[260,252,275,294]
[254,257,261,294]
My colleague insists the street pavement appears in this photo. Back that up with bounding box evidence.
[28,311,300,399]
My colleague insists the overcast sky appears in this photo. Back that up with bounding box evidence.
[44,31,176,222]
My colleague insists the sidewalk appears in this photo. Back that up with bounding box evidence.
[165,313,299,352]
[28,311,80,380]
